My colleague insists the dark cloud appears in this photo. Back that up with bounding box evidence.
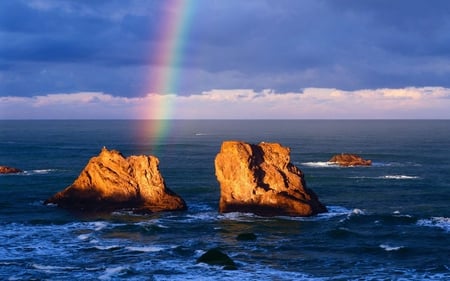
[1,0,450,97]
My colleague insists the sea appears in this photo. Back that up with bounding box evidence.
[0,120,449,280]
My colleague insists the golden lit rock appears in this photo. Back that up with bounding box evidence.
[215,141,327,217]
[45,147,186,213]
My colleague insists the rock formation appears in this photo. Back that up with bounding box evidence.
[44,147,186,213]
[329,153,372,167]
[0,166,22,174]
[215,141,327,217]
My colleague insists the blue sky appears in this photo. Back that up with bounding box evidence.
[1,0,450,119]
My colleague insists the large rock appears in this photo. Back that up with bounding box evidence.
[0,166,22,174]
[329,153,372,167]
[44,147,187,213]
[215,141,327,217]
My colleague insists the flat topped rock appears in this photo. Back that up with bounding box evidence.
[0,166,22,174]
[215,141,327,217]
[44,147,187,213]
[329,153,372,167]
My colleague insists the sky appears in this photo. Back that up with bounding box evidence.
[1,0,450,119]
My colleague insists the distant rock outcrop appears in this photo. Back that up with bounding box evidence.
[329,153,372,167]
[0,166,22,174]
[44,147,187,213]
[215,141,327,217]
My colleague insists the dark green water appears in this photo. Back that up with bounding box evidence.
[0,120,449,280]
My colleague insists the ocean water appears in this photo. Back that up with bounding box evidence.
[0,120,449,280]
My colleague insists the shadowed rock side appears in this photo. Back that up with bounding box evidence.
[215,141,327,217]
[329,153,372,167]
[44,147,186,213]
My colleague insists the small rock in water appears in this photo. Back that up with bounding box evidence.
[0,166,22,174]
[236,232,257,241]
[196,248,237,270]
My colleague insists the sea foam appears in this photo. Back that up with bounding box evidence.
[417,217,450,232]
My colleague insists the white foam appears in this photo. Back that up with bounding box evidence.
[77,233,91,241]
[94,245,121,251]
[300,161,338,168]
[92,221,108,231]
[350,208,365,215]
[417,217,450,232]
[99,266,128,280]
[381,175,420,180]
[380,244,404,251]
[32,264,77,273]
[22,169,57,175]
[314,206,353,220]
[126,246,165,252]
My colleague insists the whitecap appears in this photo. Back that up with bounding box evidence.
[350,208,365,215]
[315,206,353,220]
[380,244,404,251]
[92,221,108,231]
[300,161,338,168]
[22,169,57,175]
[99,266,128,280]
[417,217,450,232]
[126,246,165,252]
[94,245,121,251]
[392,210,413,218]
[77,233,91,241]
[32,263,77,273]
[380,175,420,180]
[218,212,260,222]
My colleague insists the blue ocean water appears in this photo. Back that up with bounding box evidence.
[0,120,449,280]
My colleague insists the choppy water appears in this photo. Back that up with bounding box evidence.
[0,120,449,280]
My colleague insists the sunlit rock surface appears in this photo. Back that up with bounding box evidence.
[45,147,186,213]
[329,153,372,167]
[0,166,22,174]
[215,141,327,217]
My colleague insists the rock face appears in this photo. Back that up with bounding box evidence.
[0,166,22,174]
[44,147,187,213]
[215,141,327,217]
[329,153,372,167]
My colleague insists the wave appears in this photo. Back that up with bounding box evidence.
[32,263,78,273]
[299,161,422,168]
[21,169,57,176]
[99,266,129,281]
[379,244,405,252]
[417,217,450,232]
[381,175,420,180]
[349,175,420,180]
[300,161,339,168]
[125,246,166,253]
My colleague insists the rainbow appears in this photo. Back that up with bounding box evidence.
[145,0,194,149]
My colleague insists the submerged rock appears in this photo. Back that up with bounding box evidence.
[329,153,372,167]
[197,248,237,270]
[236,232,257,241]
[215,141,327,217]
[0,166,22,174]
[44,147,187,213]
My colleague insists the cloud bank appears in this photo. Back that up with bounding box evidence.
[2,1,450,97]
[1,87,449,119]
